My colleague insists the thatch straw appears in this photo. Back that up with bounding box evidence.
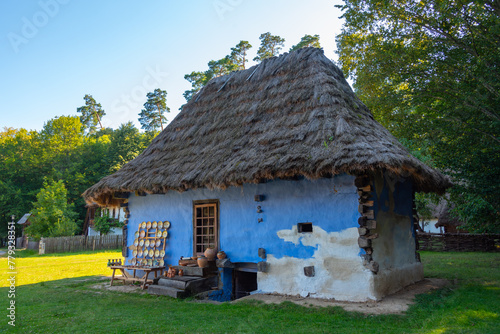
[83,47,451,206]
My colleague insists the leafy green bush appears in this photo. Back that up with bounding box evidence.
[93,208,124,235]
[25,179,78,240]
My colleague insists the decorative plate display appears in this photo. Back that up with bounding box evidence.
[139,239,144,247]
[130,258,136,265]
[145,239,150,248]
[160,250,165,257]
[134,239,139,246]
[155,249,160,257]
[138,249,143,257]
[146,221,151,229]
[140,231,145,238]
[152,221,157,228]
[156,231,162,238]
[162,231,168,238]
[133,250,137,257]
[141,222,146,229]
[157,221,163,229]
[134,231,139,237]
[142,258,147,266]
[149,249,154,257]
[159,259,164,266]
[128,245,136,250]
[164,221,170,229]
[147,259,152,266]
[155,240,161,247]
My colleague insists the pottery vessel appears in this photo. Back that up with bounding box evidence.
[197,256,208,268]
[178,269,184,277]
[217,251,226,259]
[204,247,217,261]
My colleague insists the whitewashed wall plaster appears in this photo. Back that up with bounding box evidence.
[257,225,377,302]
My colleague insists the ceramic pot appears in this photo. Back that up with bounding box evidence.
[178,269,184,277]
[204,247,217,261]
[197,256,208,268]
[217,251,226,259]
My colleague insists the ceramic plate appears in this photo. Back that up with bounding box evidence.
[142,258,147,266]
[145,239,150,247]
[147,259,152,266]
[159,259,164,266]
[156,231,162,238]
[160,250,165,257]
[157,221,163,229]
[164,221,170,229]
[149,249,154,257]
[133,250,137,257]
[134,239,139,246]
[162,231,168,238]
[139,239,144,247]
[140,231,145,238]
[146,221,151,229]
[138,249,143,257]
[156,240,161,247]
[134,231,139,237]
[141,222,146,229]
[130,258,136,265]
[155,250,160,257]
[152,221,157,228]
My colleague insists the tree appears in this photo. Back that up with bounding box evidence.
[207,56,239,78]
[336,0,500,232]
[183,51,241,103]
[289,34,321,52]
[230,40,253,70]
[0,127,37,239]
[25,179,78,239]
[107,122,148,172]
[183,71,211,102]
[77,94,105,133]
[253,32,285,62]
[138,89,170,132]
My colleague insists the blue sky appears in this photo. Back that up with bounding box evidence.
[1,0,344,131]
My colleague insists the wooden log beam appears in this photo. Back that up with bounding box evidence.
[358,237,371,248]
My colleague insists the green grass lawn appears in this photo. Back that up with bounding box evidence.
[0,250,498,333]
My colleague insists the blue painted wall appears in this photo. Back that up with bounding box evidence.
[125,174,359,266]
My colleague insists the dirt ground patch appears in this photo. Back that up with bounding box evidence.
[90,281,148,294]
[235,278,449,315]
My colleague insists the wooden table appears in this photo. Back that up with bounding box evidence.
[110,265,165,289]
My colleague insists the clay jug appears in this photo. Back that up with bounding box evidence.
[217,251,226,259]
[178,269,184,277]
[197,256,208,268]
[204,247,217,261]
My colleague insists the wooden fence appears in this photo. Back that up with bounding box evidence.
[418,233,500,252]
[41,234,122,254]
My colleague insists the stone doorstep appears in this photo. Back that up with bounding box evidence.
[158,276,201,290]
[148,285,186,298]
[150,275,218,298]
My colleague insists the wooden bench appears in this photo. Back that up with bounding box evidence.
[110,265,165,289]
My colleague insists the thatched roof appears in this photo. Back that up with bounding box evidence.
[84,47,451,206]
[435,203,462,228]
